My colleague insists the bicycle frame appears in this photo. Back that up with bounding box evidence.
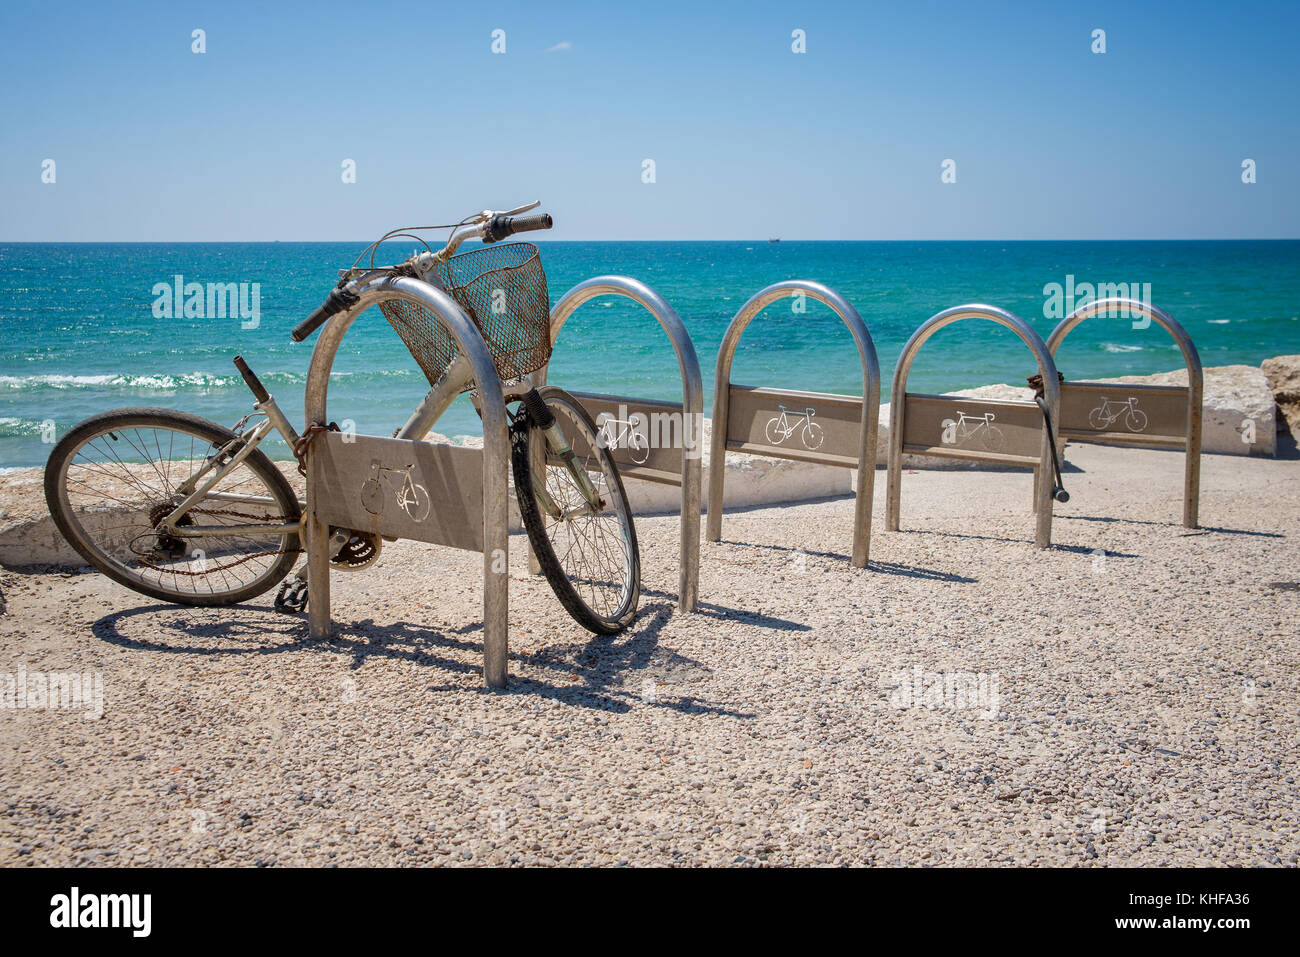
[155,290,599,544]
[156,403,301,540]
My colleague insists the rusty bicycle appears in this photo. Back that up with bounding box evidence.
[44,203,641,635]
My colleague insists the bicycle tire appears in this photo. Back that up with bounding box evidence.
[511,387,640,634]
[44,407,301,606]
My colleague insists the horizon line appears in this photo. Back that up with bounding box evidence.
[2,237,1299,244]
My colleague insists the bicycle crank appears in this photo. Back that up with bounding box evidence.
[328,527,381,571]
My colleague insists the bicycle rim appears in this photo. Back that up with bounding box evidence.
[45,408,300,606]
[513,388,639,633]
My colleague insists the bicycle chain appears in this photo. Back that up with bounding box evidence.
[135,545,301,576]
[133,504,301,575]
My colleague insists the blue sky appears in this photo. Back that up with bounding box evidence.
[1,0,1296,240]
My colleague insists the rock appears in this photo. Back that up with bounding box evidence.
[1096,365,1275,457]
[1261,354,1300,440]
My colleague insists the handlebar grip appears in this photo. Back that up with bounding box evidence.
[483,212,553,243]
[232,355,270,403]
[291,287,359,342]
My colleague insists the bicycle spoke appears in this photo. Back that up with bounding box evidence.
[57,418,293,599]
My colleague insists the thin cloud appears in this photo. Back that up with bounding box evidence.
[545,41,573,53]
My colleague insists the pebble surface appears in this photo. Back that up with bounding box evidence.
[1,442,1296,866]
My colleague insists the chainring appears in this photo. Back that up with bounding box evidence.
[329,528,381,571]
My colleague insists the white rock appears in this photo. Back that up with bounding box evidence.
[1262,354,1300,439]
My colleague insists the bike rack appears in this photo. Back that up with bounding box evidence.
[535,276,704,612]
[1047,298,1203,528]
[886,304,1062,548]
[303,276,513,688]
[707,281,881,567]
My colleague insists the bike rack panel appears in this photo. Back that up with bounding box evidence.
[886,304,1061,548]
[303,276,512,688]
[537,276,704,612]
[707,281,881,568]
[553,392,687,485]
[312,433,484,548]
[1047,297,1203,528]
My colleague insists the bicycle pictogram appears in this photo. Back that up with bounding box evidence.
[765,405,824,450]
[361,463,431,523]
[1088,396,1148,432]
[942,411,1005,451]
[596,413,650,464]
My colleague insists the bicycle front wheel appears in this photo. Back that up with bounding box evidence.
[44,407,301,606]
[512,387,640,634]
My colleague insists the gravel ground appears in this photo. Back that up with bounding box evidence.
[1,442,1297,866]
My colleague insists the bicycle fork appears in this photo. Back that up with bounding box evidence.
[379,353,604,521]
[520,388,604,520]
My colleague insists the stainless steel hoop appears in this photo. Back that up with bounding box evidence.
[303,275,513,688]
[538,276,704,612]
[707,281,881,568]
[1048,297,1203,528]
[887,304,1061,548]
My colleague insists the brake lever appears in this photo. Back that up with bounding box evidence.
[499,200,540,216]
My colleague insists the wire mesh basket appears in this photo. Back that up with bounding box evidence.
[379,242,551,388]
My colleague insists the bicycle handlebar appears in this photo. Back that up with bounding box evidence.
[483,212,553,244]
[291,286,360,342]
[292,204,552,343]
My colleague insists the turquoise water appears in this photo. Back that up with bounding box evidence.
[2,240,1298,468]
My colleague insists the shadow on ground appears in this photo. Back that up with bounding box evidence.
[92,598,754,719]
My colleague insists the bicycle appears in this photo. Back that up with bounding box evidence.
[596,413,650,464]
[1088,396,1148,432]
[764,404,824,450]
[44,202,640,635]
[946,411,1005,451]
[360,463,431,523]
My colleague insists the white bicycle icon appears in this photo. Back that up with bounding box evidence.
[943,411,1005,451]
[765,405,824,450]
[596,414,650,464]
[1088,396,1148,432]
[360,464,431,523]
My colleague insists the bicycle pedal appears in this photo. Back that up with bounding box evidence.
[274,578,308,613]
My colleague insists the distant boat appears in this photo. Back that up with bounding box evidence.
[768,237,780,243]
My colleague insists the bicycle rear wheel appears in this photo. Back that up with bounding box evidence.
[44,407,301,606]
[511,386,640,634]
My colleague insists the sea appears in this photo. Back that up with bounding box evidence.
[2,240,1298,468]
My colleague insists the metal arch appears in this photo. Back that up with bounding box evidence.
[1047,297,1203,528]
[886,304,1061,548]
[706,280,882,568]
[537,275,704,612]
[302,275,512,688]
